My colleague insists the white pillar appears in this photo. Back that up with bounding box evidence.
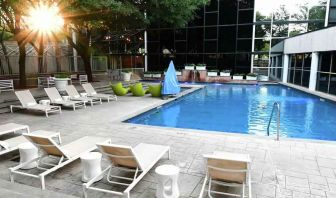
[282,54,289,83]
[72,30,78,72]
[309,52,319,91]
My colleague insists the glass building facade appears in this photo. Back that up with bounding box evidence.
[146,0,332,75]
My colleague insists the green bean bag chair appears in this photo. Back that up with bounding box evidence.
[130,83,148,96]
[148,84,162,97]
[111,82,130,96]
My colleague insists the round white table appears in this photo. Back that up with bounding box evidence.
[18,142,38,169]
[155,164,180,198]
[39,100,50,105]
[80,152,103,182]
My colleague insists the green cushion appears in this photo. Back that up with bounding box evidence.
[111,82,130,96]
[130,83,147,96]
[148,84,162,97]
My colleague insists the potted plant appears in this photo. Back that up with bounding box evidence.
[232,73,244,80]
[246,73,258,80]
[152,71,162,78]
[54,72,70,91]
[220,70,231,77]
[196,63,206,71]
[207,70,219,77]
[122,70,132,81]
[144,71,153,78]
[184,63,195,70]
[176,70,182,76]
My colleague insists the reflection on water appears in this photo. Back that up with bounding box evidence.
[128,84,336,141]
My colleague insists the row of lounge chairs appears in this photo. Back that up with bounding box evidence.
[10,83,117,117]
[0,123,252,198]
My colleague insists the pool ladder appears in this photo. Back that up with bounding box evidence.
[267,102,280,141]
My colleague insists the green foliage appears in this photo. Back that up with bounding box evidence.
[54,72,70,78]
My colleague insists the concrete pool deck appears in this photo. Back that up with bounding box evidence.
[0,84,336,198]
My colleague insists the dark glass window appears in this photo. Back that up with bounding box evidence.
[295,54,303,70]
[204,54,217,67]
[175,41,187,53]
[237,39,252,52]
[277,68,282,79]
[303,53,312,70]
[308,22,325,32]
[331,52,336,73]
[187,54,203,64]
[188,8,204,27]
[204,41,217,53]
[218,26,236,52]
[290,55,296,68]
[217,54,235,69]
[239,0,254,9]
[204,27,218,39]
[148,55,160,69]
[160,30,174,51]
[255,24,271,38]
[302,71,310,88]
[254,39,269,52]
[236,54,251,67]
[175,54,187,68]
[288,69,294,83]
[319,53,332,72]
[237,25,253,38]
[317,73,330,93]
[238,10,254,24]
[187,28,204,53]
[205,13,218,26]
[329,74,336,95]
[205,0,218,12]
[219,0,237,25]
[148,42,160,53]
[148,30,160,41]
[309,6,326,20]
[294,70,302,85]
[175,29,186,40]
[272,24,288,37]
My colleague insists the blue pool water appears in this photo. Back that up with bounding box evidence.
[126,84,336,141]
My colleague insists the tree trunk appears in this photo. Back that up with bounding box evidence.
[18,44,26,88]
[81,52,93,82]
[0,29,13,74]
[55,42,61,72]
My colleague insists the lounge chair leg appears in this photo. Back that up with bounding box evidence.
[46,112,48,117]
[9,170,14,183]
[10,105,13,113]
[91,101,93,107]
[73,105,76,111]
[40,175,45,190]
[168,149,171,159]
[82,184,88,198]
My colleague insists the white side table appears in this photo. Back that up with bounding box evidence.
[39,100,50,106]
[18,142,38,169]
[80,152,103,182]
[155,164,180,198]
[62,96,70,101]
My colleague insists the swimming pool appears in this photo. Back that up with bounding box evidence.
[126,84,336,141]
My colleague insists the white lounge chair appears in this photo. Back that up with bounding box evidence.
[10,90,61,117]
[9,134,111,189]
[82,83,117,102]
[65,85,102,106]
[0,136,29,156]
[45,87,86,111]
[199,151,251,198]
[83,143,170,198]
[0,123,30,136]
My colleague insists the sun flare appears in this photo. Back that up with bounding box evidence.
[24,3,64,35]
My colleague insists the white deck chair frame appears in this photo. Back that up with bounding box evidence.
[9,135,111,190]
[65,85,102,106]
[0,136,29,156]
[44,87,86,111]
[82,83,117,103]
[83,143,170,198]
[199,154,252,198]
[10,90,61,117]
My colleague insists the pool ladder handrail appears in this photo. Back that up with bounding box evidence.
[267,102,280,141]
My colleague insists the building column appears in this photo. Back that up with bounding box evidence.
[309,52,319,91]
[282,54,289,83]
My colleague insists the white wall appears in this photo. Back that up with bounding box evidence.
[284,26,336,54]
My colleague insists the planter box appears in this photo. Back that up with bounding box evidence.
[246,76,257,80]
[185,66,195,70]
[220,72,231,77]
[122,72,132,81]
[232,76,243,80]
[176,71,182,76]
[144,73,152,78]
[207,72,218,77]
[152,74,162,78]
[54,78,69,92]
[258,75,269,81]
[196,66,206,71]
